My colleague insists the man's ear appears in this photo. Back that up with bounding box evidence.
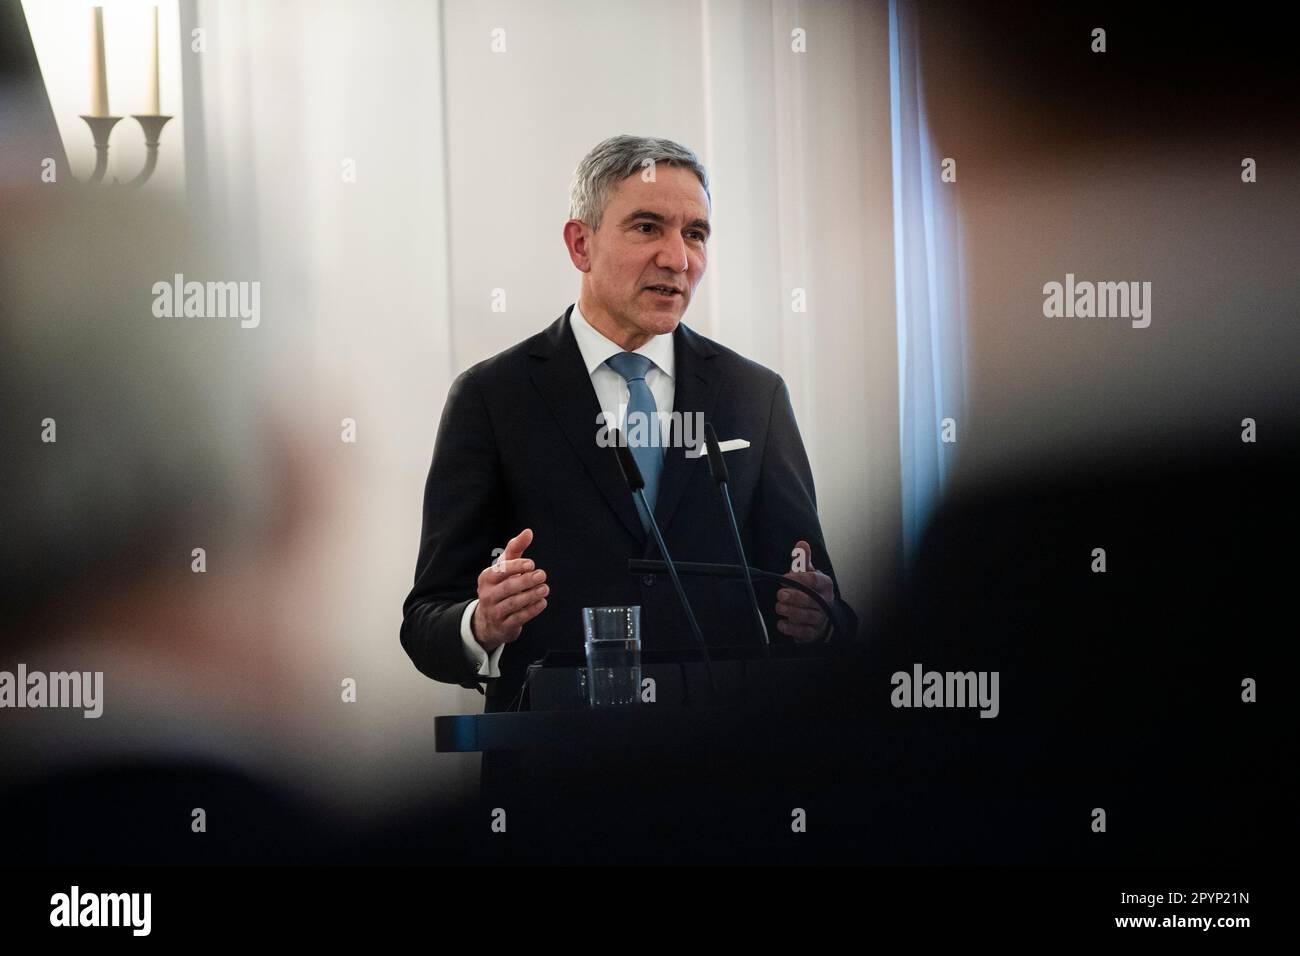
[562,219,593,272]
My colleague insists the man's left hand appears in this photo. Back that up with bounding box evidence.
[775,538,834,642]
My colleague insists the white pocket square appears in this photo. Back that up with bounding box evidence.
[687,438,750,458]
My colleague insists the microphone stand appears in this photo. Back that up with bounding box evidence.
[610,429,718,699]
[702,422,770,655]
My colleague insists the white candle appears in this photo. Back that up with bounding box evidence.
[89,6,109,117]
[146,6,160,114]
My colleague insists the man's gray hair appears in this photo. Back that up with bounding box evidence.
[568,135,710,231]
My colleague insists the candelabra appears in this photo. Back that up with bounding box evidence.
[77,113,172,186]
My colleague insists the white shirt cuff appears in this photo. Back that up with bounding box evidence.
[460,599,505,678]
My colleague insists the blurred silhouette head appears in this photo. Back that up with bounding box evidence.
[0,191,278,636]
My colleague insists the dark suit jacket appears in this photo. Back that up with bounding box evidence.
[400,305,858,710]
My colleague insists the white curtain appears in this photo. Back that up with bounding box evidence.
[691,0,900,617]
[889,0,968,567]
[189,0,464,807]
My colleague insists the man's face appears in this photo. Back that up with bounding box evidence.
[571,165,710,345]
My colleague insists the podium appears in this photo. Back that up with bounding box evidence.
[433,644,1038,864]
[431,639,1257,863]
[433,645,873,861]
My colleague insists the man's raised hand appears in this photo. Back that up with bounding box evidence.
[775,539,834,643]
[472,528,549,650]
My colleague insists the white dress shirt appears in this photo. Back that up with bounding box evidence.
[460,299,677,679]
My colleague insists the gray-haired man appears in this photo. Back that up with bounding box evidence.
[401,135,858,709]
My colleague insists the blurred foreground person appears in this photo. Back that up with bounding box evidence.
[0,189,380,863]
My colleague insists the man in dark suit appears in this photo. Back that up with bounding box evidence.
[401,135,857,711]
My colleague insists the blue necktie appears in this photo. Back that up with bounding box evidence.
[605,351,663,531]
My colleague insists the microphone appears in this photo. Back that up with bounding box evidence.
[702,422,770,651]
[610,429,717,699]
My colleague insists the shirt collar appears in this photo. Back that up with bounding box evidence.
[570,299,675,380]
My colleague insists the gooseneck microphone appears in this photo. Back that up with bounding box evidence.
[610,429,717,699]
[702,422,770,651]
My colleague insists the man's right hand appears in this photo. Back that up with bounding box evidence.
[471,528,549,651]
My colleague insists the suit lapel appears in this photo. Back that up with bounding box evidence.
[529,306,646,545]
[651,321,721,541]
